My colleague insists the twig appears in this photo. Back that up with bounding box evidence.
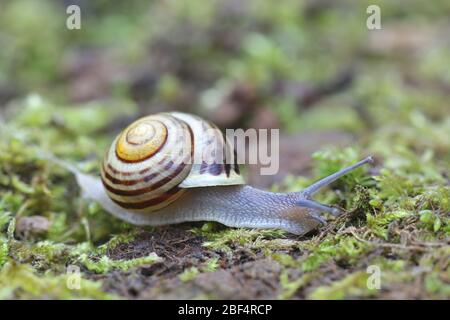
[343,227,448,252]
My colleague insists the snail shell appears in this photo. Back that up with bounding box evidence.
[101,112,243,213]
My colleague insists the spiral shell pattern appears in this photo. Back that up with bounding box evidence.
[101,113,193,211]
[101,112,244,213]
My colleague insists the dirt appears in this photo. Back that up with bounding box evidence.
[86,226,281,299]
[96,227,268,298]
[90,216,448,300]
[92,227,335,299]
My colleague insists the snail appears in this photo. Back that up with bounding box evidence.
[49,112,373,235]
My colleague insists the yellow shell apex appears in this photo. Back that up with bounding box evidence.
[116,118,167,162]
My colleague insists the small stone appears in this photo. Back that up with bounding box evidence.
[16,216,50,237]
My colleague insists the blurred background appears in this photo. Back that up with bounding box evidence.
[1,0,449,187]
[0,0,450,187]
[0,3,449,140]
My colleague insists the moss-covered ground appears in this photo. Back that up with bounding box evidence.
[0,0,449,299]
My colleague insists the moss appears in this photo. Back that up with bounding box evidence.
[0,211,11,231]
[96,231,138,255]
[299,235,371,272]
[77,253,161,274]
[179,267,200,282]
[202,258,220,273]
[419,210,443,233]
[0,261,117,299]
[418,246,450,296]
[200,228,287,252]
[279,272,317,300]
[271,253,297,268]
[366,210,411,240]
[308,271,377,300]
[0,240,8,268]
[178,258,220,282]
[424,274,450,296]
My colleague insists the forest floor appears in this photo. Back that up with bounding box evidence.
[0,0,449,299]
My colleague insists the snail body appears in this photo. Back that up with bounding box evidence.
[55,112,373,235]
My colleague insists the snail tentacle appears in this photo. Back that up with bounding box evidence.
[301,156,373,197]
[296,199,341,217]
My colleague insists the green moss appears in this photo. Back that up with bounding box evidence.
[366,210,411,240]
[77,253,161,274]
[178,258,220,282]
[299,235,371,272]
[279,272,317,300]
[271,253,297,268]
[0,262,117,299]
[202,258,220,273]
[371,258,406,273]
[200,228,287,252]
[308,271,377,300]
[424,274,450,296]
[0,240,8,268]
[419,210,442,233]
[96,231,138,255]
[0,211,11,231]
[179,267,200,282]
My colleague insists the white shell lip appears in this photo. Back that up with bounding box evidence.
[179,173,244,188]
[169,111,246,189]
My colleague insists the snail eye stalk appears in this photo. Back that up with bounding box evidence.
[297,199,341,216]
[301,156,373,197]
[295,156,373,222]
